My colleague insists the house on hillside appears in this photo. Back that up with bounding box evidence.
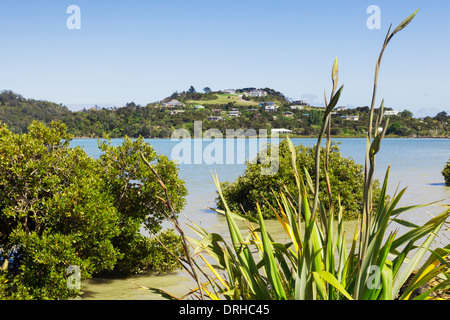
[283,111,294,118]
[169,110,185,115]
[292,100,308,106]
[335,106,347,111]
[246,89,267,97]
[290,105,304,110]
[223,89,236,94]
[265,105,278,112]
[162,99,184,108]
[229,109,240,117]
[194,105,205,110]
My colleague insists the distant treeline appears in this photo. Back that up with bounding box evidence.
[0,90,448,138]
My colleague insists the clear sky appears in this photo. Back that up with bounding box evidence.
[0,0,449,117]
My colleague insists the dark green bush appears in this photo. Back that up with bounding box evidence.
[217,140,380,220]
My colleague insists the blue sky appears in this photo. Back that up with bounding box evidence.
[0,1,449,117]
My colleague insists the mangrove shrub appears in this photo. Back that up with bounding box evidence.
[217,140,380,220]
[0,121,187,299]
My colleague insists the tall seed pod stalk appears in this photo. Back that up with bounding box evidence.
[357,9,420,299]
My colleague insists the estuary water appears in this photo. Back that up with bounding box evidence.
[71,137,450,300]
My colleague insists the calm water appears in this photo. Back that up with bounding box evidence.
[71,138,450,300]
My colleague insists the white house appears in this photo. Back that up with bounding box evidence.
[272,128,292,135]
[162,99,184,108]
[290,105,304,110]
[243,89,267,97]
[292,100,308,106]
[265,105,278,112]
[194,105,205,110]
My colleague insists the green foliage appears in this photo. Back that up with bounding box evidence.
[217,140,379,220]
[0,91,71,134]
[1,89,448,139]
[0,121,187,299]
[152,10,450,301]
[0,121,120,298]
[308,109,323,126]
[442,160,450,186]
[188,147,450,300]
[98,135,188,274]
[98,136,187,233]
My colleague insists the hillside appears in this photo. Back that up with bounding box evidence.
[0,89,448,139]
[186,93,259,106]
[0,91,71,133]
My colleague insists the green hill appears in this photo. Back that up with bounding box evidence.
[0,89,448,139]
[0,91,71,133]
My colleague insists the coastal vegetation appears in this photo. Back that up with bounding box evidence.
[0,8,448,302]
[0,121,186,299]
[0,89,448,139]
[217,140,380,221]
[148,10,450,300]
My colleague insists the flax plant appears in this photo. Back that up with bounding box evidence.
[148,10,450,300]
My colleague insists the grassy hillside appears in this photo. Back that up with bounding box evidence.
[186,93,259,106]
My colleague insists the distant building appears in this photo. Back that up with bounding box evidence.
[283,111,294,117]
[265,105,278,112]
[272,128,292,134]
[194,105,205,110]
[292,100,308,106]
[240,88,267,97]
[246,89,267,97]
[260,102,275,107]
[229,110,240,117]
[162,99,184,108]
[384,110,400,116]
[341,115,360,121]
[212,108,224,113]
[335,106,347,111]
[223,89,236,94]
[290,105,304,110]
